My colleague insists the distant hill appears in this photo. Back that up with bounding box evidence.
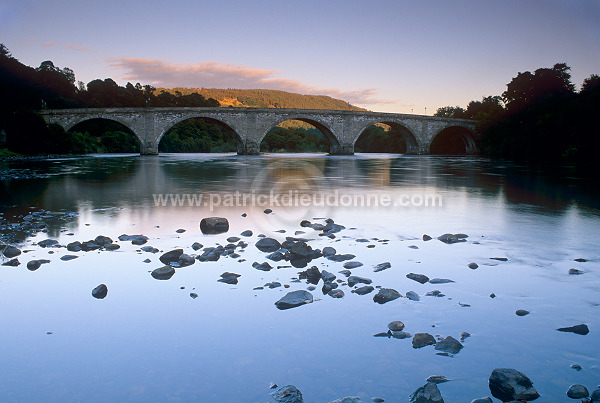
[156,88,368,111]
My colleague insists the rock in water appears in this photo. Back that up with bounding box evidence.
[327,289,344,298]
[348,276,372,287]
[429,278,455,284]
[470,398,492,403]
[406,273,430,284]
[321,270,336,283]
[515,309,529,316]
[256,237,281,252]
[275,290,313,310]
[2,246,21,258]
[271,385,304,403]
[159,249,184,265]
[434,336,463,354]
[27,260,42,271]
[437,233,467,244]
[92,284,108,299]
[406,291,420,301]
[322,246,336,256]
[566,384,589,399]
[488,368,540,402]
[409,382,444,403]
[412,333,436,349]
[591,389,600,401]
[94,235,113,246]
[391,331,412,339]
[352,286,375,295]
[38,239,59,248]
[199,217,229,234]
[177,254,195,267]
[328,397,362,403]
[373,262,391,272]
[218,272,241,285]
[373,288,401,304]
[426,376,452,384]
[557,324,590,335]
[388,321,405,331]
[151,266,176,280]
[344,261,363,269]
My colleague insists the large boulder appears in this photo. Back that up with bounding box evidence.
[151,266,176,280]
[347,276,372,287]
[159,249,195,267]
[488,368,539,402]
[2,246,21,258]
[434,336,463,354]
[566,384,589,399]
[271,385,304,403]
[412,333,436,349]
[407,273,430,284]
[256,237,281,253]
[275,290,313,310]
[373,288,401,304]
[199,217,229,234]
[94,235,113,246]
[92,284,108,299]
[409,382,444,403]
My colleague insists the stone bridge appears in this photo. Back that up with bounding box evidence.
[40,107,477,155]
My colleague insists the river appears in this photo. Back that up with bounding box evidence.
[1,153,599,402]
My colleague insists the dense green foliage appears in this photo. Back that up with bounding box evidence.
[159,119,238,153]
[261,127,329,152]
[159,88,367,111]
[355,125,407,153]
[435,63,600,165]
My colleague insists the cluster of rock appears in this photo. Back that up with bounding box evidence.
[0,209,78,244]
[373,321,466,356]
[268,368,574,403]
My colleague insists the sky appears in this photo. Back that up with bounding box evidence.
[1,0,599,113]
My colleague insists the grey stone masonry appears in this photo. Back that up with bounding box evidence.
[40,107,477,155]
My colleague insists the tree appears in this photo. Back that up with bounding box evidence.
[434,106,466,118]
[503,63,575,111]
[581,74,600,93]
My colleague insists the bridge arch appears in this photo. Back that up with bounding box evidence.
[258,117,341,154]
[63,116,143,146]
[157,115,244,154]
[430,124,477,155]
[353,120,421,154]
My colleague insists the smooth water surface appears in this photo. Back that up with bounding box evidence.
[1,153,599,402]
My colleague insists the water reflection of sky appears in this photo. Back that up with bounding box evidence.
[1,154,599,402]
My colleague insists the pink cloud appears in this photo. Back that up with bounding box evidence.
[63,43,90,51]
[42,41,57,47]
[109,58,394,106]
